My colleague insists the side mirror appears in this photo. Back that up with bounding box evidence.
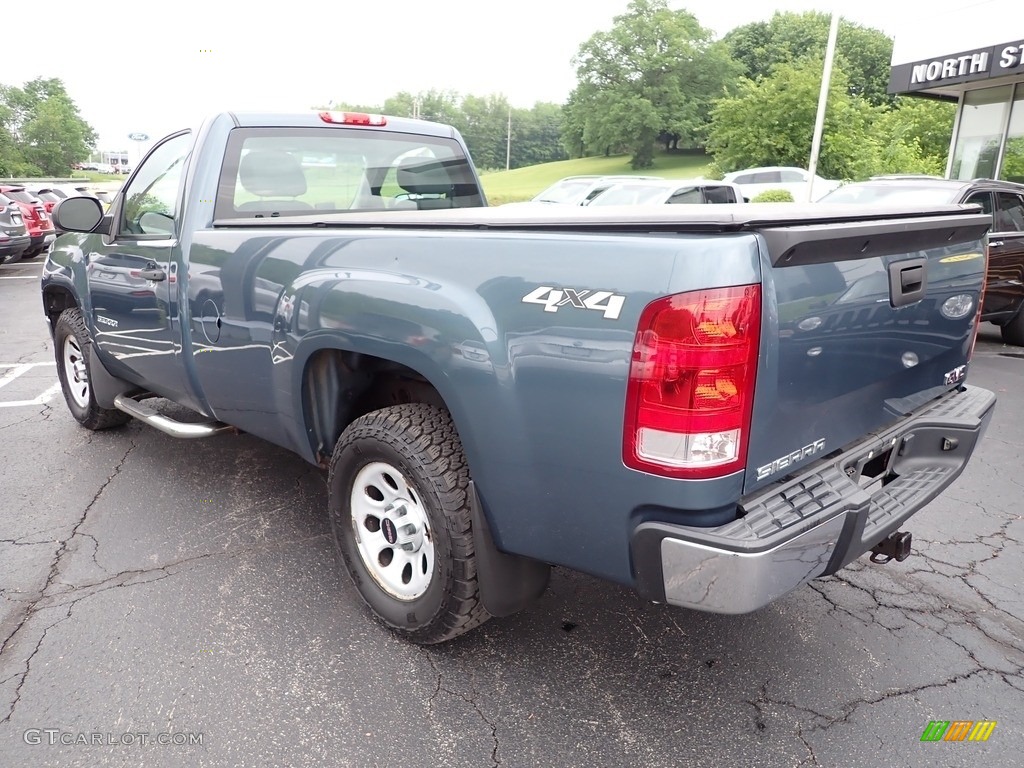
[52,196,104,233]
[139,210,174,236]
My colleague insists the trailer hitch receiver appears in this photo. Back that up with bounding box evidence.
[869,531,912,564]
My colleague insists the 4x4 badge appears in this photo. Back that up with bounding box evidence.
[521,286,626,320]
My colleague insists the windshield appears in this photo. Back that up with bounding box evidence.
[819,185,959,206]
[533,180,595,204]
[4,190,38,204]
[589,184,671,206]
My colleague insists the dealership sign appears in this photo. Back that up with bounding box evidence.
[889,39,1024,93]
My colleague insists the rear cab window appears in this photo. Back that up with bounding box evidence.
[215,127,484,219]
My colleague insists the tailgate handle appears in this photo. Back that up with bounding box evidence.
[889,258,928,308]
[900,265,924,291]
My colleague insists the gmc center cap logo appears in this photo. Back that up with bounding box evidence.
[381,517,398,545]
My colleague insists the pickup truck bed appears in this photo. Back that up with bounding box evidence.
[40,112,996,644]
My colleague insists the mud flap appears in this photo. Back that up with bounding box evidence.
[469,481,550,618]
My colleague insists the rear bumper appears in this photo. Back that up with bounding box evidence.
[631,385,996,614]
[0,236,31,263]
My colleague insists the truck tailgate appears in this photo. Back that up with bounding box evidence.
[744,211,991,495]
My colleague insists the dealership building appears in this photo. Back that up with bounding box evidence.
[888,0,1023,181]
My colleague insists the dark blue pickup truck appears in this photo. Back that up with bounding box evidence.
[41,111,997,644]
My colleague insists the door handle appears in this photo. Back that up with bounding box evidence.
[139,266,167,281]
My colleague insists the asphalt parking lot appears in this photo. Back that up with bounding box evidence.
[0,255,1022,767]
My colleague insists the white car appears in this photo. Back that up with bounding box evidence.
[587,179,743,206]
[722,166,841,202]
[524,174,665,206]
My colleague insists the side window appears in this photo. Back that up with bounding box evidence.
[732,174,753,185]
[703,186,737,204]
[964,191,993,215]
[779,170,805,183]
[667,187,702,204]
[752,171,781,184]
[994,192,1024,232]
[120,132,192,237]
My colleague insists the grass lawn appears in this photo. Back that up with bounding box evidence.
[480,151,711,205]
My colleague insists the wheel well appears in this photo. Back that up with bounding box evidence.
[303,348,447,465]
[42,287,78,334]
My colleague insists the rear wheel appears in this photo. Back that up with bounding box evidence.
[327,403,491,644]
[54,308,130,430]
[1000,308,1024,347]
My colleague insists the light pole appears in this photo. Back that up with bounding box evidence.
[506,105,512,171]
[806,12,840,203]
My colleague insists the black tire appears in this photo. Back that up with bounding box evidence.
[20,248,41,260]
[1000,308,1024,347]
[328,403,492,644]
[54,308,131,430]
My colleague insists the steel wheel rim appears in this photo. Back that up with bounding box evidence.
[350,461,435,601]
[62,334,90,408]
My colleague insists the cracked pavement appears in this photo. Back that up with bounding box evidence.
[1,260,1022,767]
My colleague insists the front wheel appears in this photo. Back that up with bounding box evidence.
[328,403,492,644]
[1000,308,1024,347]
[53,308,130,430]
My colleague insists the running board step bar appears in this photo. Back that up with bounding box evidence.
[113,394,236,439]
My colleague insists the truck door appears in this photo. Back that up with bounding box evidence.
[986,191,1024,319]
[87,131,193,402]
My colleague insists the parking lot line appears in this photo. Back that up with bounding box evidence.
[0,275,41,280]
[0,382,61,408]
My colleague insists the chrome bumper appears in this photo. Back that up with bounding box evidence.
[632,385,997,614]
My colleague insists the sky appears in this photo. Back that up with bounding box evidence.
[2,0,1011,156]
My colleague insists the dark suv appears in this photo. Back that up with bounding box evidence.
[819,177,1024,345]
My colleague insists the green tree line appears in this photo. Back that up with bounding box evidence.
[564,0,957,177]
[0,78,97,176]
[1,3,965,182]
[323,91,568,172]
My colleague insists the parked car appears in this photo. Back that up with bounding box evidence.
[26,185,101,235]
[0,192,31,264]
[818,177,1024,345]
[723,166,841,202]
[0,185,55,259]
[28,189,62,215]
[587,178,743,206]
[527,174,665,206]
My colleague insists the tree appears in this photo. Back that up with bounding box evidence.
[323,92,567,172]
[510,103,567,168]
[875,96,956,163]
[705,59,882,179]
[705,58,956,180]
[459,94,511,171]
[0,78,96,175]
[723,12,895,106]
[566,0,739,168]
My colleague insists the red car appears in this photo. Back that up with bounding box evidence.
[29,188,61,215]
[0,186,56,259]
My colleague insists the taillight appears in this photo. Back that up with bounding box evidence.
[623,284,761,479]
[318,111,387,126]
[968,245,988,361]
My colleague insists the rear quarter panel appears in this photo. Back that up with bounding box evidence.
[182,227,761,584]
